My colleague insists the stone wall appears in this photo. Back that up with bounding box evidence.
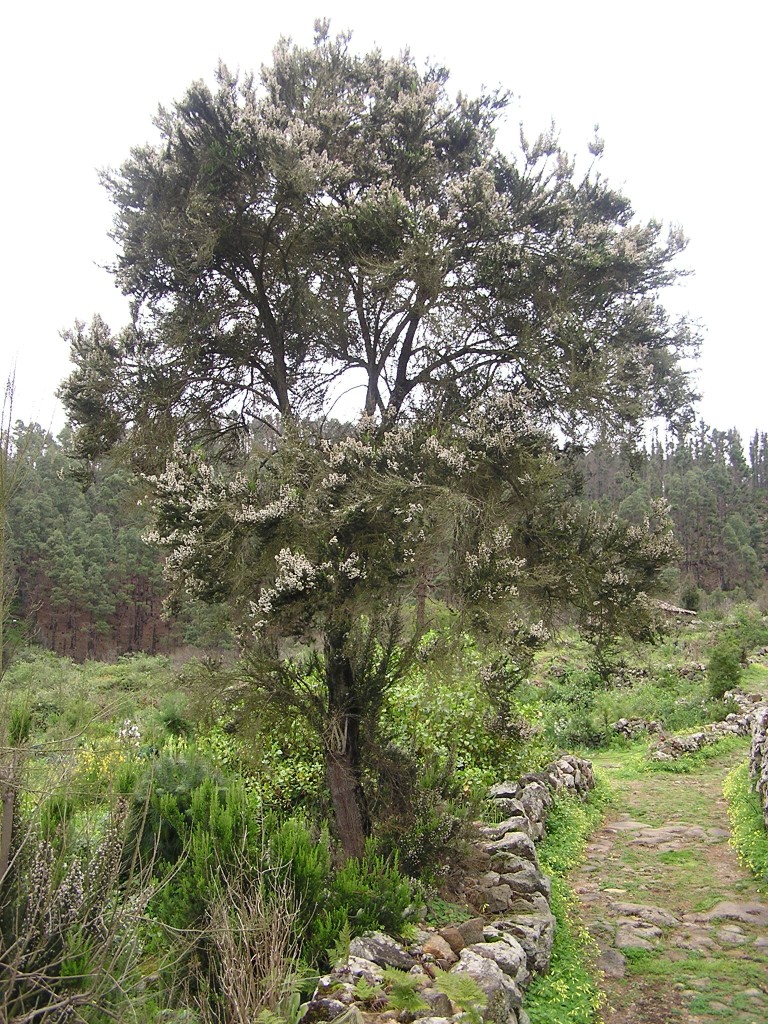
[304,755,596,1024]
[649,690,765,762]
[749,705,768,829]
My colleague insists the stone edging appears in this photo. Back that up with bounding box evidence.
[304,754,596,1024]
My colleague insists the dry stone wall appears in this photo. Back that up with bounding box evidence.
[649,690,765,761]
[749,704,768,829]
[303,754,596,1024]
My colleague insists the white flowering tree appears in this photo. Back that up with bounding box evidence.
[145,396,676,856]
[61,24,690,856]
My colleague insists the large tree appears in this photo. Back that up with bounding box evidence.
[62,23,693,856]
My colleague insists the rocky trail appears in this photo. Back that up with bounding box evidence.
[573,743,768,1023]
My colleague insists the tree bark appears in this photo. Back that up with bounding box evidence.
[0,749,19,884]
[324,626,369,860]
[415,569,428,634]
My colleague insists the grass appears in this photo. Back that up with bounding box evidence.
[723,760,768,891]
[740,662,768,692]
[582,737,768,1022]
[422,896,473,927]
[622,947,768,1013]
[525,879,606,1024]
[524,783,610,1024]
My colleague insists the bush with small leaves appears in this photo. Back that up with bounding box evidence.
[707,639,743,699]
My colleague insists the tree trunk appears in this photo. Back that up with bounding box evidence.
[415,569,428,634]
[324,626,369,860]
[0,749,19,883]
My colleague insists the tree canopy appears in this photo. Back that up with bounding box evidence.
[62,22,696,463]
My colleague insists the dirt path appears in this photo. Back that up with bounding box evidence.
[572,743,768,1023]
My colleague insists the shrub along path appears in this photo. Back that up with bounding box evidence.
[571,740,768,1023]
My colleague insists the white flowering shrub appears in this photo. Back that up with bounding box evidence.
[148,396,677,681]
[0,801,156,1021]
[118,718,141,748]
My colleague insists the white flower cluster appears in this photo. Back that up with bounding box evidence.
[249,545,367,633]
[326,435,375,470]
[119,719,141,748]
[161,526,208,596]
[264,547,318,606]
[528,620,550,643]
[602,568,630,589]
[394,502,424,525]
[503,615,550,649]
[234,485,299,525]
[464,526,526,600]
[320,472,348,489]
[464,392,544,454]
[336,552,365,580]
[423,435,468,474]
[23,841,55,931]
[146,448,231,538]
[53,858,85,927]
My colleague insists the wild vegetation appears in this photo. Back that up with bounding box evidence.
[3,607,767,1021]
[2,21,768,1024]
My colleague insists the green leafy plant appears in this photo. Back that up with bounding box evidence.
[434,969,487,1024]
[707,639,743,698]
[381,968,429,1014]
[156,691,193,737]
[352,976,385,1004]
[524,783,608,1023]
[327,919,352,970]
[723,761,768,889]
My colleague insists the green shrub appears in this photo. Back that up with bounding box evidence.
[549,706,610,751]
[731,607,768,651]
[133,761,414,972]
[8,700,33,745]
[156,692,193,737]
[1,792,159,1021]
[270,814,333,920]
[303,838,414,967]
[128,750,223,867]
[372,746,478,881]
[707,640,743,698]
[680,583,702,612]
[381,637,535,789]
[330,841,413,935]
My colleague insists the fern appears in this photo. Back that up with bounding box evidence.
[353,977,384,1002]
[327,918,352,968]
[434,969,487,1024]
[256,1011,285,1024]
[382,968,429,1014]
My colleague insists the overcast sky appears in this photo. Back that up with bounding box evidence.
[1,0,765,442]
